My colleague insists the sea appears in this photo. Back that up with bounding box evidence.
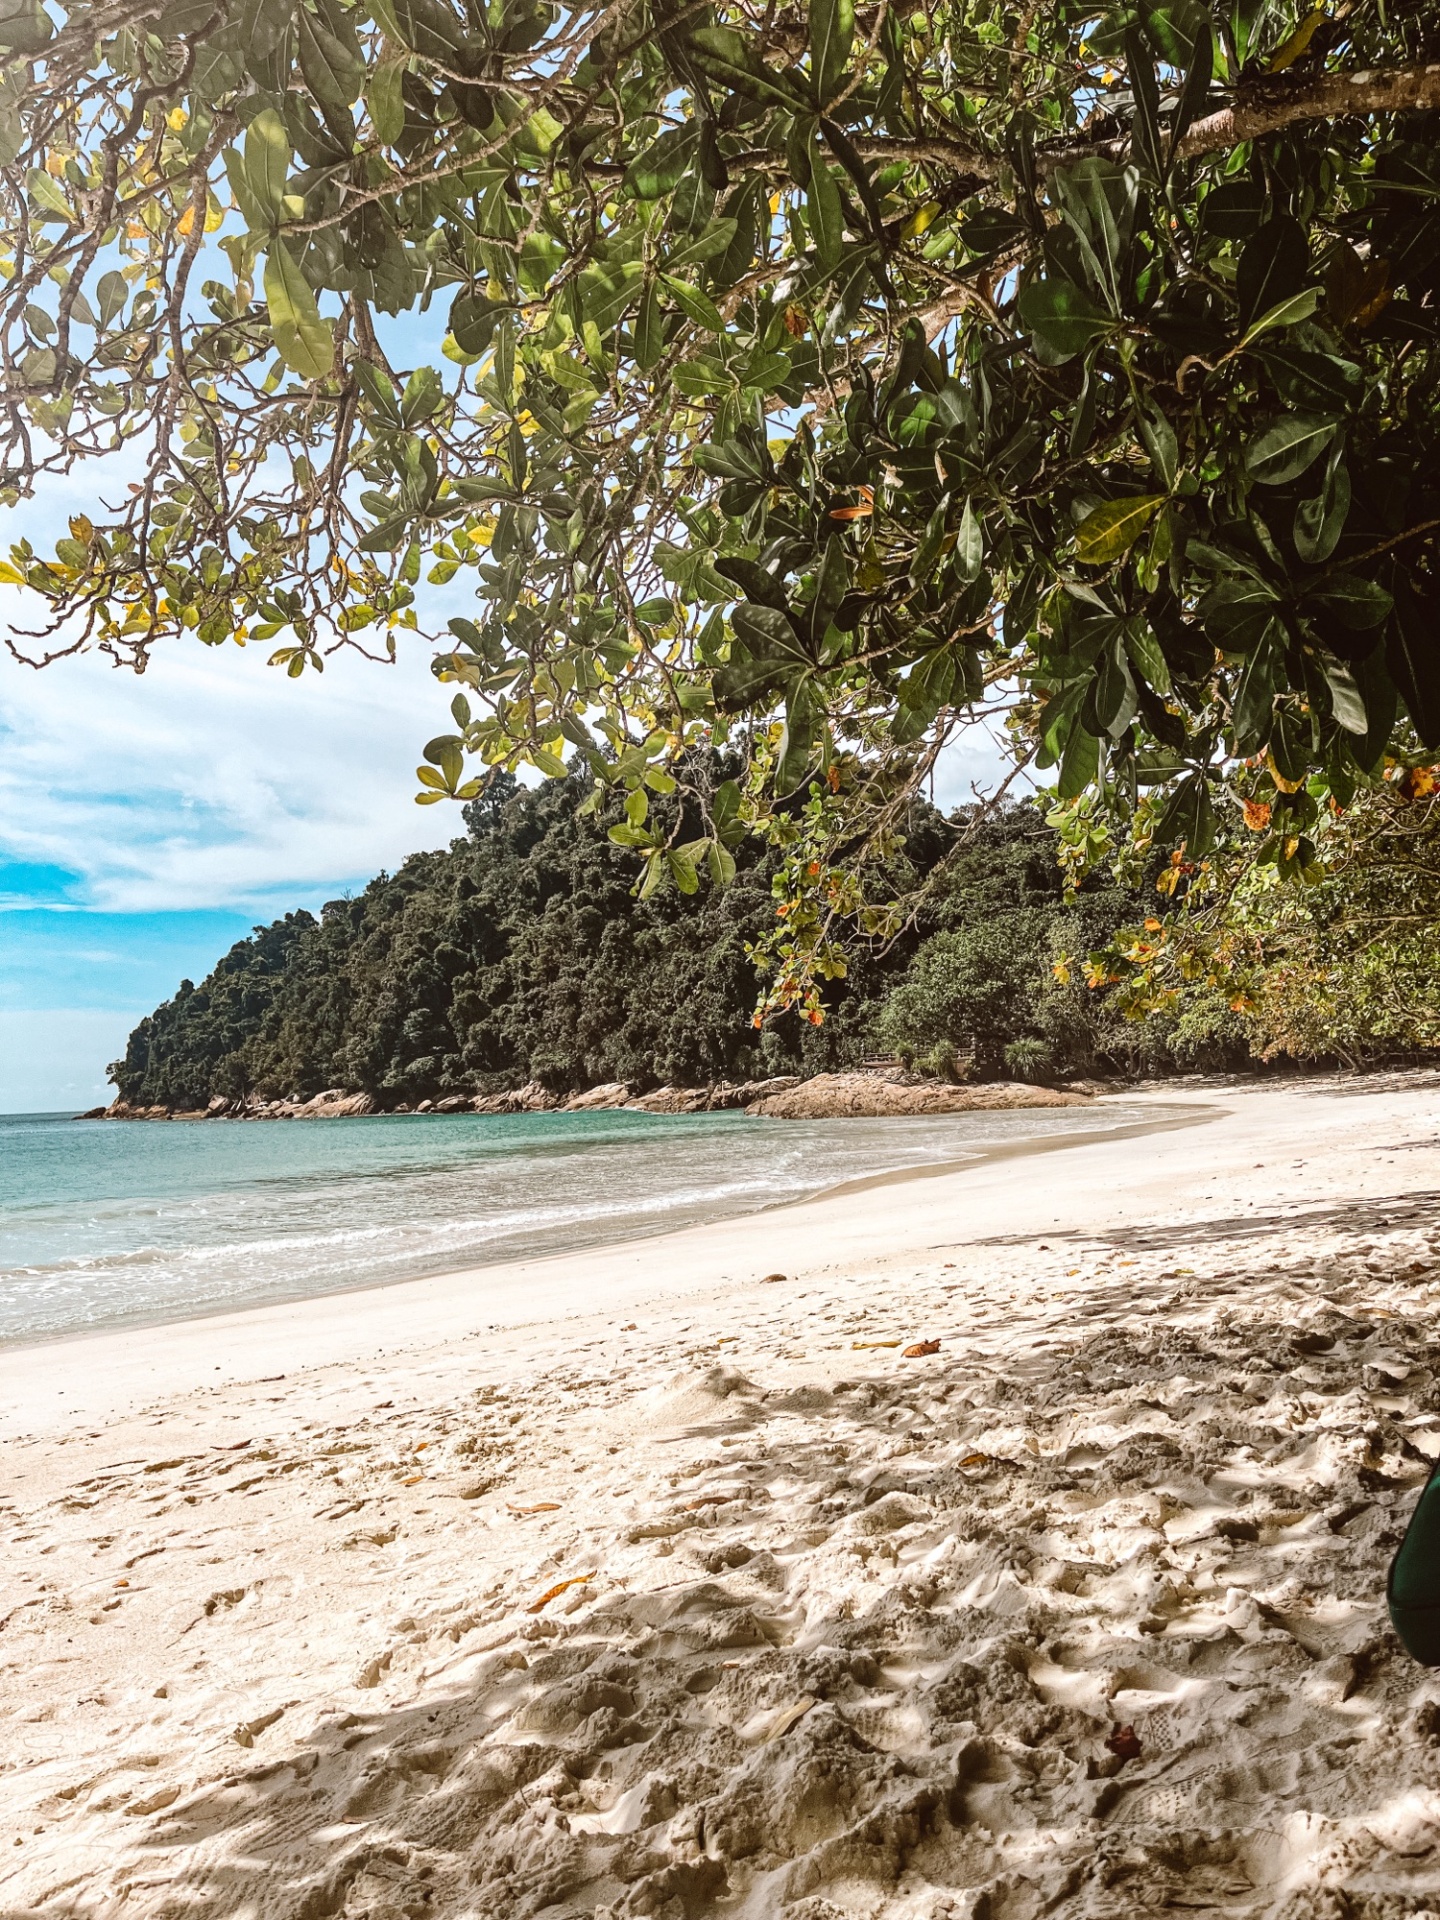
[0,1102,1161,1346]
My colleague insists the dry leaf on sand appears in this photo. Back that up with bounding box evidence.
[765,1696,816,1741]
[852,1339,901,1350]
[526,1572,595,1615]
[904,1339,941,1357]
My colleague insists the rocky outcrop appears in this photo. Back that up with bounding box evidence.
[83,1072,1089,1123]
[564,1082,632,1111]
[471,1081,560,1114]
[626,1077,803,1114]
[746,1073,1092,1118]
[294,1089,378,1118]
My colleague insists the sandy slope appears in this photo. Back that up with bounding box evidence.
[4,1077,1440,1919]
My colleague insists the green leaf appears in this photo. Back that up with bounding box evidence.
[956,498,983,583]
[1016,276,1111,365]
[1231,636,1279,752]
[1057,722,1100,799]
[243,108,291,228]
[1245,414,1338,487]
[1123,619,1172,696]
[25,169,72,222]
[635,281,665,370]
[1389,579,1440,748]
[659,274,722,333]
[809,0,854,101]
[263,239,333,380]
[1293,454,1350,564]
[662,220,738,274]
[623,126,697,201]
[450,291,497,358]
[96,270,127,328]
[1306,575,1393,629]
[1199,578,1281,654]
[1240,285,1321,347]
[1236,217,1310,334]
[1074,494,1166,564]
[1322,657,1369,735]
[1136,400,1177,492]
[1155,774,1215,857]
[806,149,846,267]
[366,55,407,147]
[685,26,810,111]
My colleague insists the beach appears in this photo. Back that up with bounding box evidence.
[4,1073,1440,1917]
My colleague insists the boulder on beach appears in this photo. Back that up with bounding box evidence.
[746,1073,1091,1118]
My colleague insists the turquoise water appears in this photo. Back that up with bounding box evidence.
[0,1103,1151,1345]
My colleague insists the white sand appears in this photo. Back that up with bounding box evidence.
[4,1076,1440,1918]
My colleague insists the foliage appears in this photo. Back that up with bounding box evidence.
[876,801,1248,1078]
[8,0,1440,1009]
[1074,756,1440,1066]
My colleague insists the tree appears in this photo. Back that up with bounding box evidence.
[5,0,1440,1012]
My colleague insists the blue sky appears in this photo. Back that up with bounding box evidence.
[0,638,464,1111]
[1,620,1017,1115]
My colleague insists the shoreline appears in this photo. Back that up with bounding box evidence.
[6,1074,1440,1914]
[0,1096,1209,1368]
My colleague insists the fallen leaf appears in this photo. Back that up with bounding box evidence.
[620,1322,637,1331]
[761,1272,787,1283]
[1105,1723,1143,1763]
[766,1695,816,1740]
[375,1400,393,1409]
[114,1579,129,1589]
[959,1452,990,1469]
[904,1339,941,1358]
[402,1474,423,1485]
[526,1571,595,1615]
[852,1339,901,1350]
[415,1441,429,1451]
[507,1500,561,1515]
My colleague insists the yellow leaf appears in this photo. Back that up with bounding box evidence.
[1268,6,1325,71]
[1074,494,1165,564]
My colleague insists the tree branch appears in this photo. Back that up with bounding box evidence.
[1173,60,1440,161]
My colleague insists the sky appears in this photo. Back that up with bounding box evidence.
[0,629,1019,1114]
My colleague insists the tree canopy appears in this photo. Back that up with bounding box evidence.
[5,0,1440,1010]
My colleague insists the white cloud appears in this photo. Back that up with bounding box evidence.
[0,1009,135,1112]
[0,636,464,910]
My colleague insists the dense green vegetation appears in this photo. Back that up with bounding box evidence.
[114,776,1240,1110]
[13,0,1440,1024]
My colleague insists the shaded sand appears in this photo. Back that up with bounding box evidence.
[4,1076,1440,1917]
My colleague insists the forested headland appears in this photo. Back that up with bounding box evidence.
[110,775,1228,1113]
[111,766,1440,1115]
